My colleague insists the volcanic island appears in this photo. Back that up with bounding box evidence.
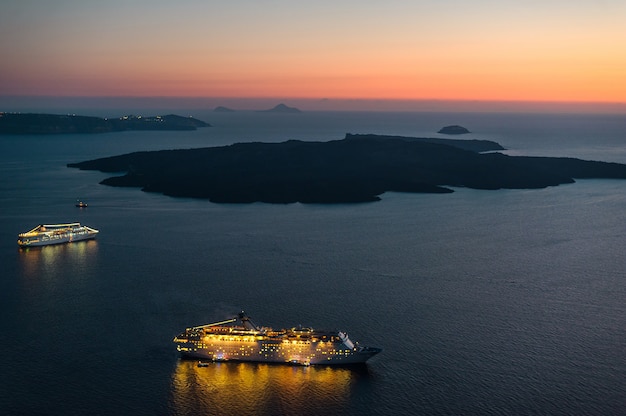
[67,133,626,204]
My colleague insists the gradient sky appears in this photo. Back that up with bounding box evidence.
[2,0,625,104]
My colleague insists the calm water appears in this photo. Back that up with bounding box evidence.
[1,111,625,415]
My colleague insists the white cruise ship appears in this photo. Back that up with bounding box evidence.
[174,312,381,366]
[17,223,99,247]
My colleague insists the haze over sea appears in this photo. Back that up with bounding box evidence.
[1,110,625,415]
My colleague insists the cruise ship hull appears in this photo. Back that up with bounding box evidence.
[174,313,381,366]
[177,340,381,365]
[17,223,99,247]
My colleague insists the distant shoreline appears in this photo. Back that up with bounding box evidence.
[0,112,210,134]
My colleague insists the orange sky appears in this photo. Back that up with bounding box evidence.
[2,1,626,106]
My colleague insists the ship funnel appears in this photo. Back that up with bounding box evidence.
[238,311,261,331]
[338,331,355,349]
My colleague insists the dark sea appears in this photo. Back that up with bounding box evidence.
[1,111,625,415]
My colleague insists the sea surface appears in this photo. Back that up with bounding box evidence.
[1,111,625,415]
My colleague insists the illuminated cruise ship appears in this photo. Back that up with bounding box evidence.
[17,223,99,247]
[173,312,381,366]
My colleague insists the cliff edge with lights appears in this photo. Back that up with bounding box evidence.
[0,112,210,134]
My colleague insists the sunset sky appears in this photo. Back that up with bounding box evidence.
[2,0,625,109]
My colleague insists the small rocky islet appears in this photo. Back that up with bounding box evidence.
[438,125,471,135]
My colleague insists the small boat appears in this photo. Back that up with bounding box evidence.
[197,361,210,367]
[17,223,99,247]
[76,200,88,208]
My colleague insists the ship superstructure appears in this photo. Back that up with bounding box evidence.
[173,312,381,365]
[17,223,99,247]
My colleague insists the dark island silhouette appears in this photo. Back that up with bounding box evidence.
[438,125,471,134]
[0,113,210,134]
[67,133,626,203]
[258,103,302,113]
[213,106,235,112]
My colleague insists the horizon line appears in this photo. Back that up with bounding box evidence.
[1,95,625,114]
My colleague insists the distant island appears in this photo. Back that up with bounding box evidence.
[0,112,210,134]
[438,125,470,135]
[67,133,626,204]
[213,106,235,112]
[258,103,302,113]
[211,103,302,113]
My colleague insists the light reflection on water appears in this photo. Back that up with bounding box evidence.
[17,240,100,298]
[18,240,99,277]
[169,360,371,416]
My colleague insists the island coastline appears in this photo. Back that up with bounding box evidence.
[67,133,626,204]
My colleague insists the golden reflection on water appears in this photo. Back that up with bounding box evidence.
[18,240,99,281]
[170,360,365,415]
